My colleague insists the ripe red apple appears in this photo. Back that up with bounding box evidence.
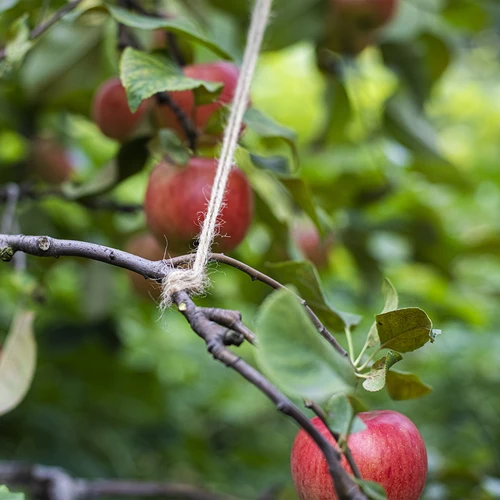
[30,137,73,184]
[125,233,168,300]
[331,0,397,31]
[326,0,397,55]
[155,62,247,144]
[144,157,253,254]
[291,220,334,269]
[291,411,427,500]
[92,77,149,142]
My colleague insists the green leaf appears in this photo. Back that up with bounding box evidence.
[244,108,298,161]
[0,0,19,12]
[324,393,366,436]
[107,6,231,58]
[120,48,222,112]
[362,351,403,393]
[376,307,432,353]
[386,370,432,401]
[353,478,388,500]
[0,309,37,416]
[0,485,24,499]
[116,136,150,183]
[279,177,323,236]
[254,288,356,401]
[366,278,398,348]
[265,261,361,332]
[384,92,446,161]
[62,163,117,200]
[250,154,291,176]
[4,14,32,67]
[156,129,190,165]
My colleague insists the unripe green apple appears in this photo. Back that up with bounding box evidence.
[144,157,253,254]
[291,410,427,500]
[125,232,168,300]
[30,137,73,184]
[91,77,149,142]
[155,62,247,144]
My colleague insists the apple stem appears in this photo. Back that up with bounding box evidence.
[353,341,369,367]
[358,349,380,372]
[345,326,355,363]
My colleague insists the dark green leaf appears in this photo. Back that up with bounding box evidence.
[366,278,398,348]
[254,288,356,401]
[62,163,117,200]
[362,351,403,393]
[279,177,322,236]
[324,393,366,436]
[265,261,361,331]
[0,309,37,417]
[107,6,232,58]
[156,129,190,165]
[353,478,388,500]
[120,48,222,112]
[250,154,291,175]
[116,136,150,183]
[386,370,432,400]
[244,108,298,161]
[384,92,446,161]
[376,307,432,353]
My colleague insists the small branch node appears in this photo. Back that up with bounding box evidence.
[37,236,51,252]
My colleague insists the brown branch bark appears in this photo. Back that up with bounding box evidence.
[0,234,366,499]
[0,462,239,500]
[0,0,83,61]
[0,183,143,213]
[173,291,366,500]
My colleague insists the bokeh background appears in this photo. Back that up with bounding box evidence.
[1,0,500,498]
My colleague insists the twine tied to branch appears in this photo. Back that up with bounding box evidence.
[160,0,273,309]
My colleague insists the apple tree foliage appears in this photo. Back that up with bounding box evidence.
[0,0,500,498]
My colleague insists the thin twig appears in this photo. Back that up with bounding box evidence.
[173,291,367,500]
[304,400,363,480]
[155,92,198,151]
[0,0,83,60]
[0,183,143,213]
[170,253,349,358]
[0,462,239,500]
[0,234,366,499]
[0,234,347,357]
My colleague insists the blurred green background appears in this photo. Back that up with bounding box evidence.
[1,0,500,499]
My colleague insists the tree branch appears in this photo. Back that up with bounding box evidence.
[0,462,239,500]
[0,234,366,499]
[0,183,143,213]
[0,0,83,61]
[0,234,347,357]
[173,291,367,500]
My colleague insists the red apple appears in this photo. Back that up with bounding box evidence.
[30,137,73,184]
[92,77,149,142]
[326,0,397,55]
[331,0,397,31]
[125,232,168,300]
[291,411,427,500]
[144,157,253,254]
[155,62,247,144]
[291,220,334,269]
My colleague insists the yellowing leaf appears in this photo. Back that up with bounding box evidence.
[0,309,36,416]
